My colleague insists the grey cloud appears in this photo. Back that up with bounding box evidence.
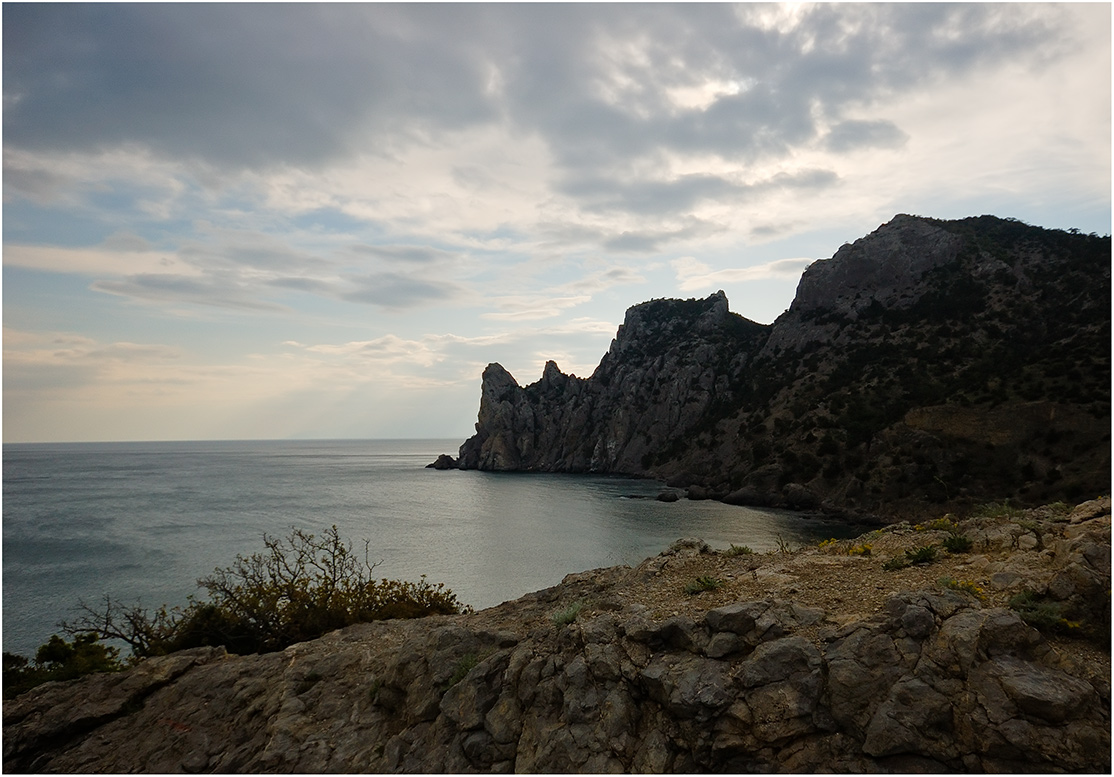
[604,218,725,253]
[824,120,909,153]
[101,231,154,252]
[267,276,337,294]
[3,4,499,169]
[178,230,330,273]
[349,244,457,264]
[340,273,461,310]
[92,274,286,312]
[570,168,838,220]
[4,3,1075,215]
[561,173,740,216]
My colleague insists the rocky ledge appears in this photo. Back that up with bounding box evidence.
[4,499,1109,773]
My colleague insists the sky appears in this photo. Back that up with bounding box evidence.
[3,3,1110,443]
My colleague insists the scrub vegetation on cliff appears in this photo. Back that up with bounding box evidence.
[446,214,1110,520]
[3,526,468,698]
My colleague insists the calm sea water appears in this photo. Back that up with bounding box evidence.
[3,439,858,657]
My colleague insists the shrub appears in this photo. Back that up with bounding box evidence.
[3,633,123,698]
[724,544,753,557]
[1008,590,1082,635]
[684,576,723,595]
[61,526,471,658]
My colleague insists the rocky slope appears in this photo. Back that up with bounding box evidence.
[446,215,1110,519]
[5,498,1109,773]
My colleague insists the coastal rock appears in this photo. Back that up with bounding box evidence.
[4,503,1110,773]
[449,215,1110,519]
[427,454,458,470]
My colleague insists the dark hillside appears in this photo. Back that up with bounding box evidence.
[449,215,1110,520]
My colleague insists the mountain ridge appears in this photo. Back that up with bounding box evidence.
[442,214,1111,520]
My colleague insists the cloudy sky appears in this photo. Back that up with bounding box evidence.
[3,3,1110,443]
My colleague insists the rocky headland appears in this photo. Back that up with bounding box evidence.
[442,215,1110,520]
[4,498,1109,772]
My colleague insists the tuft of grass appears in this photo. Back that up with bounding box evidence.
[973,501,1025,520]
[775,535,794,554]
[684,576,723,595]
[905,545,939,565]
[884,544,939,571]
[724,544,753,557]
[1008,591,1083,635]
[551,600,585,626]
[445,653,480,688]
[943,533,973,553]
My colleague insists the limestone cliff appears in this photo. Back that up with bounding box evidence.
[450,215,1110,518]
[5,500,1109,772]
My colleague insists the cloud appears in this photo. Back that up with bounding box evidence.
[92,273,289,312]
[5,5,1078,183]
[4,244,198,277]
[482,295,593,322]
[347,244,459,264]
[339,272,463,310]
[672,256,815,292]
[824,120,909,153]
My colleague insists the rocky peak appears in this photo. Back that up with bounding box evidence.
[608,290,738,359]
[784,214,965,322]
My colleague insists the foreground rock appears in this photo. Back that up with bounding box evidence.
[5,501,1109,773]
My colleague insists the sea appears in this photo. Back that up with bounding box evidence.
[3,439,861,658]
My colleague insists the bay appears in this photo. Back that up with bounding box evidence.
[3,439,858,658]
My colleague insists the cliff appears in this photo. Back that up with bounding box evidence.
[450,215,1111,519]
[5,499,1109,772]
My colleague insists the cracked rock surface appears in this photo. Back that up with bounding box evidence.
[4,501,1109,773]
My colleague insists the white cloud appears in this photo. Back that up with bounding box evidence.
[672,256,815,292]
[4,244,200,278]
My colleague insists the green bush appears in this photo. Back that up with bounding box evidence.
[905,545,939,565]
[3,633,123,699]
[1008,590,1083,635]
[61,526,471,659]
[684,576,723,595]
[724,544,753,557]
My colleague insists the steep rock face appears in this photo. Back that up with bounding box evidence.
[458,290,768,474]
[452,215,1110,518]
[5,504,1109,773]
